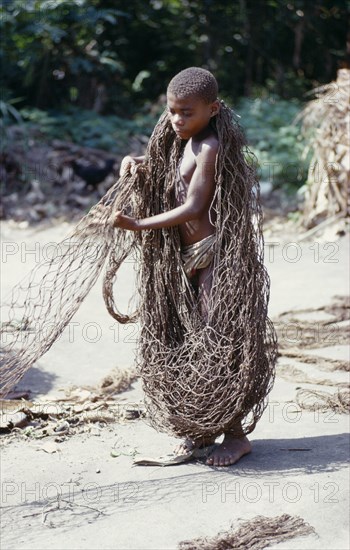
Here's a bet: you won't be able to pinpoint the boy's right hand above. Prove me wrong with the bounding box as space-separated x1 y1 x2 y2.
119 155 138 177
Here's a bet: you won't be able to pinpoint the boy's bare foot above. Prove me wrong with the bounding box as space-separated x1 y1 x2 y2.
175 436 216 456
206 433 251 466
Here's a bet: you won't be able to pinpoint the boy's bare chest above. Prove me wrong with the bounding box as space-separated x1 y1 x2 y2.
174 152 196 205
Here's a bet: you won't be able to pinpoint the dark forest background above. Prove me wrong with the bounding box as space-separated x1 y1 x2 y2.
0 0 349 210
1 0 348 113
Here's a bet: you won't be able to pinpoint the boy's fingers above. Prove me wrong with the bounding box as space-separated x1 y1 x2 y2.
130 163 139 175
120 160 130 176
119 161 142 177
113 211 123 227
120 157 139 176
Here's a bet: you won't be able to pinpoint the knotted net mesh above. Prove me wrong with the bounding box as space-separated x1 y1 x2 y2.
1 102 277 439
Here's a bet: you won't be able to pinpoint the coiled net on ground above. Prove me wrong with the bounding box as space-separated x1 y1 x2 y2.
0 101 277 439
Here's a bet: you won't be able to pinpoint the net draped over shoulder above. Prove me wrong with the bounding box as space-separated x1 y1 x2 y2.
0 103 277 439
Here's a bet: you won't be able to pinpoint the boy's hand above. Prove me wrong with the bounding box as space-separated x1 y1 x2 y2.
119 156 139 177
114 210 140 231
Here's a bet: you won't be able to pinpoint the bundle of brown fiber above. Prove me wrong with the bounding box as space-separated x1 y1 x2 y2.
178 514 316 550
0 102 277 439
297 68 350 228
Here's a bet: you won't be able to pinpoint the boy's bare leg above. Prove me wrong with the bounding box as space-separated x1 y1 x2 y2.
197 262 213 322
206 423 252 466
175 265 252 464
197 266 252 465
175 264 216 455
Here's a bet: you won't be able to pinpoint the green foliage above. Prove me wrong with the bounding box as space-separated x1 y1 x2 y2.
9 95 310 190
18 107 158 153
0 0 347 114
2 0 345 192
236 96 310 189
0 99 23 125
1 0 126 110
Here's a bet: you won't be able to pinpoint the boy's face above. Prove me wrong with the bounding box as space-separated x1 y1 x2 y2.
167 92 219 140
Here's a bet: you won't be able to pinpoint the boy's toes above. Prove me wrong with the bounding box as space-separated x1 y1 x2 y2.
206 435 251 467
174 439 194 455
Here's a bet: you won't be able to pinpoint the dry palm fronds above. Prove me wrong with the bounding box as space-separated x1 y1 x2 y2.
296 388 350 414
276 320 349 350
278 349 349 372
56 367 140 404
0 102 277 439
99 367 139 395
297 68 350 228
277 364 349 388
274 295 349 353
0 368 144 441
178 514 316 550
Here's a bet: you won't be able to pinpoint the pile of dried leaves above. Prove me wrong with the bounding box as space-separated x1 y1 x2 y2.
0 367 144 444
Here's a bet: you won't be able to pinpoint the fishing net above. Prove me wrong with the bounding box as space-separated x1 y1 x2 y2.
1 101 277 439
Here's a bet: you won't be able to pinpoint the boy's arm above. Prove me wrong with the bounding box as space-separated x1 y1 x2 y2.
114 142 217 231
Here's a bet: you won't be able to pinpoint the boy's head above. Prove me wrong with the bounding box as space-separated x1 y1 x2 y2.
166 67 220 140
167 67 218 103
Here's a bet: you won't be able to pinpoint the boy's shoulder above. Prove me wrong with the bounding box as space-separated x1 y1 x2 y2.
191 131 219 161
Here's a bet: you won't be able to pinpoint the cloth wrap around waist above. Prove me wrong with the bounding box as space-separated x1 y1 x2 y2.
181 234 215 278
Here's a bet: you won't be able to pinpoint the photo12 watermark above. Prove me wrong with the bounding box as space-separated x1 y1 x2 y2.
201 480 339 504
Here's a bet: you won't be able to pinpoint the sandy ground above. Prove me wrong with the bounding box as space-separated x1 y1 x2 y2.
0 218 349 550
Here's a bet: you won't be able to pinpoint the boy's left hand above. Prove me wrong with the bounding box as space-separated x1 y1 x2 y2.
114 210 140 231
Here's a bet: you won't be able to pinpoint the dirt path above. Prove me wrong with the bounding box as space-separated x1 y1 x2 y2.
1 220 349 550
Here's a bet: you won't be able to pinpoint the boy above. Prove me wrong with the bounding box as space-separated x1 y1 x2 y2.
113 67 277 466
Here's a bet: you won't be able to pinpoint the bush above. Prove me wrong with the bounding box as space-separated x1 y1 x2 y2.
236 96 310 190
4 96 310 192
17 107 158 153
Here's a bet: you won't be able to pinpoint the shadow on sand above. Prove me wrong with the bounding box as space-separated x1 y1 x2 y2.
1 432 348 539
14 363 59 398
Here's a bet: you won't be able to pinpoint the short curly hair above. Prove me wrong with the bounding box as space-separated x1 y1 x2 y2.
167 67 218 104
